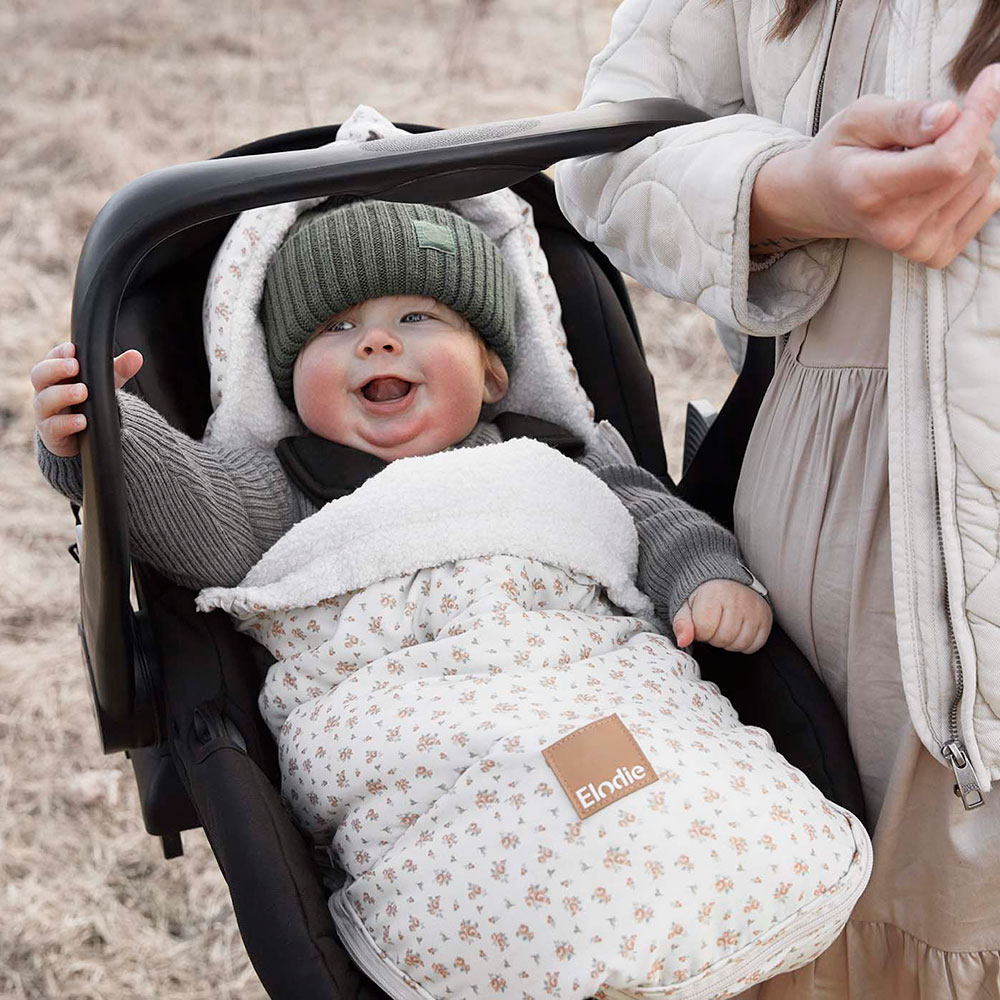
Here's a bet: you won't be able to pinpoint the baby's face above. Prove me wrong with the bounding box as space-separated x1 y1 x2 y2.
292 295 508 461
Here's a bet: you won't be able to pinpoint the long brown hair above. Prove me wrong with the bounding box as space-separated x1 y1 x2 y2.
716 0 1000 93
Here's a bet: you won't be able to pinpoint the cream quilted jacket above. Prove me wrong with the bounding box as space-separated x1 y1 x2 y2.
555 0 1000 805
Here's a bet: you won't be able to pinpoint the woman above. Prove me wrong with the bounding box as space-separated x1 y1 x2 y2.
555 0 1000 996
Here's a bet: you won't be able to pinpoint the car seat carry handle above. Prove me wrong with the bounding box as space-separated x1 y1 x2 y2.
72 97 709 753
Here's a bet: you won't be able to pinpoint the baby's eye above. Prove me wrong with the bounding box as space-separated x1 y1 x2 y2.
322 319 354 333
400 312 432 324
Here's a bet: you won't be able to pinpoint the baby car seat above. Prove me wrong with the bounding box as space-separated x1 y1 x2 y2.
67 101 865 999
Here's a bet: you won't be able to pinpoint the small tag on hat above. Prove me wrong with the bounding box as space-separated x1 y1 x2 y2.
411 218 457 255
543 714 657 820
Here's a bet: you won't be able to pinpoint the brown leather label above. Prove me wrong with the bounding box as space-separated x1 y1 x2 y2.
542 714 658 819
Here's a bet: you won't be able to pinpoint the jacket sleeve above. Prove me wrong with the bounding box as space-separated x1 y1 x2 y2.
35 390 299 591
554 0 846 352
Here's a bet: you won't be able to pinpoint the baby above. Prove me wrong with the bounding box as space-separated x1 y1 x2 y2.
32 198 770 651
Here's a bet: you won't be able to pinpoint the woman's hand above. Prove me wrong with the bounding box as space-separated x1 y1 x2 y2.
672 579 772 654
31 342 143 458
750 63 1000 269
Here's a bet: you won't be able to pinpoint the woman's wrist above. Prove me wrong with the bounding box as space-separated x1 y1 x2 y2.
749 145 834 256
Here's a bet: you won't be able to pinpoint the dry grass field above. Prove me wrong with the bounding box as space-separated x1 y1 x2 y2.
0 1 735 996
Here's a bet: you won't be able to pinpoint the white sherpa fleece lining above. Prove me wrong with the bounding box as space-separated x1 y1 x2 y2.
201 104 629 459
196 438 654 620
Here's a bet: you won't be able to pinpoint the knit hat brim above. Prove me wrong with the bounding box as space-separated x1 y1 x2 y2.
262 199 516 408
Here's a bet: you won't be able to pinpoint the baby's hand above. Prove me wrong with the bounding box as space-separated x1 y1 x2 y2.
31 342 143 458
672 579 772 654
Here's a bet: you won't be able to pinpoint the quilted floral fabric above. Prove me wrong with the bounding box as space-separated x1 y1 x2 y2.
199 440 872 1000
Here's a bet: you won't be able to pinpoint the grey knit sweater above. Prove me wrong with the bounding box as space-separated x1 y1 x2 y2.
36 391 749 622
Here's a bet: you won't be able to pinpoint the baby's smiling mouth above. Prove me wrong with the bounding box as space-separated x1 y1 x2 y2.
360 376 414 403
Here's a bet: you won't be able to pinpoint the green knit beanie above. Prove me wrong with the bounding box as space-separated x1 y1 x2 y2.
262 199 517 408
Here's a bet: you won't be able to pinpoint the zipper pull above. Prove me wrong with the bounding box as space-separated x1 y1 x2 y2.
942 740 985 810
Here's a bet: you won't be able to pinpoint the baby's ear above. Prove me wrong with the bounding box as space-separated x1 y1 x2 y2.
482 349 509 404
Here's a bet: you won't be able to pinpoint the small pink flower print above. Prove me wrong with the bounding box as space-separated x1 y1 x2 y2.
458 919 480 942
689 819 717 840
432 962 449 979
524 884 550 909
773 882 792 900
770 804 793 823
543 971 559 994
715 876 735 894
592 886 611 904
603 847 631 871
491 932 509 951
619 934 637 958
717 930 740 949
403 950 423 968
454 957 471 973
759 834 778 851
633 904 654 923
562 896 582 916
667 922 684 940
554 941 575 961
516 924 535 942
488 973 508 993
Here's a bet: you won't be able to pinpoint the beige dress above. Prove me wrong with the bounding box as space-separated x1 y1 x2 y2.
732 1 1000 995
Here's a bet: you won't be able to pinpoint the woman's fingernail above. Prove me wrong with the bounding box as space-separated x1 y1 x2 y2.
921 101 951 130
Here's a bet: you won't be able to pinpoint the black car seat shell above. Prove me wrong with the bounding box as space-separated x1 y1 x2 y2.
69 105 865 999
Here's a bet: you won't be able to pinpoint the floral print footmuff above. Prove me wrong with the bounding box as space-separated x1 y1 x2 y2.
198 441 872 1000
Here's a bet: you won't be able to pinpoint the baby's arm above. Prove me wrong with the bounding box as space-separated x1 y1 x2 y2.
33 342 298 591
585 457 771 653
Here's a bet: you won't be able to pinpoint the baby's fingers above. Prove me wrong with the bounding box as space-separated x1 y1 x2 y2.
113 349 143 389
672 601 695 649
707 606 744 649
731 604 773 654
30 352 80 392
34 381 88 421
39 411 87 442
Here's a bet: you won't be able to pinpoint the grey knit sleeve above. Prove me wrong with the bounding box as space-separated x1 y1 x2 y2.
35 391 300 591
582 454 751 622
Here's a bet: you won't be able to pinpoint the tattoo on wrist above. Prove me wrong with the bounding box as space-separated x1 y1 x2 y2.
749 236 814 256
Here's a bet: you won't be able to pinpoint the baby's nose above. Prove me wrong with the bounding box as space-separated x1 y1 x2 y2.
357 328 402 357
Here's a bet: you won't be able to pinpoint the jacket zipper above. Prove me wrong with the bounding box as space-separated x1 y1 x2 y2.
811 0 845 137
778 0 846 361
923 287 984 810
